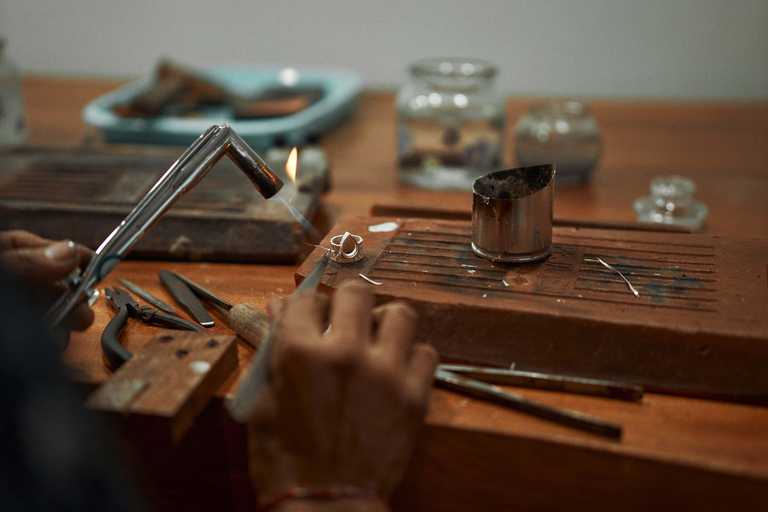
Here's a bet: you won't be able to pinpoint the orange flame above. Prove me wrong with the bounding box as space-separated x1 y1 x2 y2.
286 147 298 184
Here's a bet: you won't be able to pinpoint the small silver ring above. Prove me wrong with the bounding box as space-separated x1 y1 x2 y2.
329 232 363 264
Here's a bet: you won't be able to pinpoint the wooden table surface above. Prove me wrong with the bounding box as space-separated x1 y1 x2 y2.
19 76 768 511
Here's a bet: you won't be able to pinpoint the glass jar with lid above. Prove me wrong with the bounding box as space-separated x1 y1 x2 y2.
514 99 601 185
634 175 708 231
396 58 504 190
0 37 26 149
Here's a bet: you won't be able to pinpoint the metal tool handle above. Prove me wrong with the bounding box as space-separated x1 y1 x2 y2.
101 306 133 371
45 123 283 331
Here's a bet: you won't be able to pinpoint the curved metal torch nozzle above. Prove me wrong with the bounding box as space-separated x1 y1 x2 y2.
45 124 283 332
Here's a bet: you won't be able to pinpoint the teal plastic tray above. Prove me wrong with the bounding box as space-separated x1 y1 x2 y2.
82 65 362 150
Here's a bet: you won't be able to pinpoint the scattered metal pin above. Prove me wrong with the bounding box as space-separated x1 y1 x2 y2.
359 274 383 285
593 257 640 297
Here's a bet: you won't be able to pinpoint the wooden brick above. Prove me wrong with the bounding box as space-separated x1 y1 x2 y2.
297 216 768 404
86 331 237 443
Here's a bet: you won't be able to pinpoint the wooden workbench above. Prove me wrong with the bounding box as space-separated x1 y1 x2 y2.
20 76 768 511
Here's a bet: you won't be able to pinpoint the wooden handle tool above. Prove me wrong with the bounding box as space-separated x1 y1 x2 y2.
171 272 271 348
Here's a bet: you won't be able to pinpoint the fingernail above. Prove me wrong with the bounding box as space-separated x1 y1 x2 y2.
44 240 76 261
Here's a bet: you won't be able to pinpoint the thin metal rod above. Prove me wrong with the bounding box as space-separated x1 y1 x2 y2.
226 254 329 422
438 364 643 402
434 369 623 439
117 278 176 314
594 257 640 297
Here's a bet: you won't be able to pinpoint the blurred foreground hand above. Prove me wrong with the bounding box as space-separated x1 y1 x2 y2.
0 230 94 331
248 281 438 511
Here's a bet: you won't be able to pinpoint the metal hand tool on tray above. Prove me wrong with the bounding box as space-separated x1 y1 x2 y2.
159 270 215 327
45 123 283 335
118 277 205 328
101 286 206 371
118 278 177 315
169 271 271 348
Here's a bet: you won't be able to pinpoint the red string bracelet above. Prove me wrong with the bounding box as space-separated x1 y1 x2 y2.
260 484 385 510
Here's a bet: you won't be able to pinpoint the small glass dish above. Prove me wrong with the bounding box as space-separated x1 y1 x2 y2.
634 175 708 231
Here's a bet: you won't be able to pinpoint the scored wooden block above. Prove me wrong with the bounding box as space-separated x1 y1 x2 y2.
0 150 326 262
297 216 768 404
86 331 237 444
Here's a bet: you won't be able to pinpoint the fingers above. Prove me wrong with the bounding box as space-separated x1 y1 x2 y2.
68 301 96 332
407 343 439 391
373 301 438 401
266 296 286 320
0 230 50 250
277 290 331 341
0 237 91 286
372 301 417 363
246 381 279 426
327 281 376 348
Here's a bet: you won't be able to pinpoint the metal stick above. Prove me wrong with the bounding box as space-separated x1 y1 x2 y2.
226 254 330 422
435 368 623 439
438 364 643 402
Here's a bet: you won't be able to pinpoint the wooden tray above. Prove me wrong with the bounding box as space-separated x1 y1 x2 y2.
297 216 768 404
0 147 327 262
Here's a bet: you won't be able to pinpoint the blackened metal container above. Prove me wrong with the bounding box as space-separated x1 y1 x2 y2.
471 164 556 263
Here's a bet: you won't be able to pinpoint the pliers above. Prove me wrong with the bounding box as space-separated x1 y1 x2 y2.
102 286 207 371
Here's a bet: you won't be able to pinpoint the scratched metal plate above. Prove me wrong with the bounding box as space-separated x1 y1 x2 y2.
300 217 768 404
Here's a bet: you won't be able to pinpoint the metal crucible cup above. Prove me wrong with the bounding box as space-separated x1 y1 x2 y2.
471 164 556 263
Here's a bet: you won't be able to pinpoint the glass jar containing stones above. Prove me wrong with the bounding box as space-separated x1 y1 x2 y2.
514 99 601 185
396 58 504 190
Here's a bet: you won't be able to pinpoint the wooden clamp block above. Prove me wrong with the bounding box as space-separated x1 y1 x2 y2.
86 331 237 444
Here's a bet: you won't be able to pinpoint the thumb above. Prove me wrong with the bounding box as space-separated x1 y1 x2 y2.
1 240 82 286
266 296 286 320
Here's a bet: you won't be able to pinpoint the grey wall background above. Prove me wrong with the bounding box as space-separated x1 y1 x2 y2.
1 0 766 99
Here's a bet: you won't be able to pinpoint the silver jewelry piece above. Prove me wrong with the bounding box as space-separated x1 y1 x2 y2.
329 232 363 264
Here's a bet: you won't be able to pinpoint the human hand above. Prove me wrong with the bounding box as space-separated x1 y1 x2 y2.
0 230 95 331
247 281 438 511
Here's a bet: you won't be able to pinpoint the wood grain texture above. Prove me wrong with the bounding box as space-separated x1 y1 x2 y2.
86 332 237 443
226 302 270 347
297 216 768 404
22 76 768 511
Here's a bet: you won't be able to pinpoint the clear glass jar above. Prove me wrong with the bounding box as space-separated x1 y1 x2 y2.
0 38 26 149
634 175 708 231
396 58 504 190
514 99 601 185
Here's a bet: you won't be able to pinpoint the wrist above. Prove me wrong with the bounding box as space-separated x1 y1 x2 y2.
258 485 390 512
271 499 391 512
